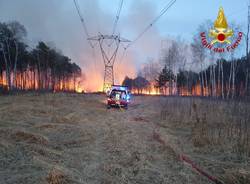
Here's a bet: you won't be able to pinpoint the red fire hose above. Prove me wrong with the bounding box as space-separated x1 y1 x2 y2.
180 154 224 184
152 130 224 184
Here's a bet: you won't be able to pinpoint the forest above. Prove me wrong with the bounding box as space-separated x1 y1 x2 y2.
124 55 249 98
0 21 82 93
122 21 250 99
1 20 250 99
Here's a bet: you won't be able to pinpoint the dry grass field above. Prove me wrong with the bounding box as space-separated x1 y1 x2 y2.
0 93 249 184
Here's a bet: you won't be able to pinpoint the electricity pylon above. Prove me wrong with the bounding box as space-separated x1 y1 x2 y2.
74 0 176 92
88 34 130 92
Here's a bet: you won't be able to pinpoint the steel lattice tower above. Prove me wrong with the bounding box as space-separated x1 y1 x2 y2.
88 34 130 91
74 0 176 92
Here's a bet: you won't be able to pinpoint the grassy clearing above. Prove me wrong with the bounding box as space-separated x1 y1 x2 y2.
0 93 249 183
160 97 250 183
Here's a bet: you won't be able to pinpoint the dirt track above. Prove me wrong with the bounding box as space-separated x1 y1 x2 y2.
0 94 212 184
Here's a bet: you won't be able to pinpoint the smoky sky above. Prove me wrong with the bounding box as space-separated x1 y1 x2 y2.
0 0 173 90
0 0 247 90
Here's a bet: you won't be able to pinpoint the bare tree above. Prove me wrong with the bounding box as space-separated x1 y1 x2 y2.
162 40 186 95
0 21 27 90
227 52 234 98
245 3 250 95
139 58 161 94
207 50 217 97
191 37 206 96
191 21 214 96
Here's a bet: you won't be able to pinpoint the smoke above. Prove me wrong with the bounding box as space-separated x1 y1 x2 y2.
0 0 177 91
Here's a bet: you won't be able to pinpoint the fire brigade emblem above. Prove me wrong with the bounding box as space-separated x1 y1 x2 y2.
209 7 234 45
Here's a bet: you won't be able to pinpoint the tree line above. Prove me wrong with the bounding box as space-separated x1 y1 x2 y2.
122 20 250 98
0 21 82 93
122 76 150 94
123 54 249 98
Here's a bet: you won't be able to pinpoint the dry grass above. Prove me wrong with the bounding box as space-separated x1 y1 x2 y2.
160 97 250 183
47 168 70 184
220 168 250 184
11 130 49 145
1 93 249 183
132 116 149 122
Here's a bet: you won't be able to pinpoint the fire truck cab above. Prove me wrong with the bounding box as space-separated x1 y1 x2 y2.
107 85 130 109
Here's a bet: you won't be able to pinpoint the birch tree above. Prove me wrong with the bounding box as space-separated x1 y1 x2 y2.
191 20 213 96
0 21 27 90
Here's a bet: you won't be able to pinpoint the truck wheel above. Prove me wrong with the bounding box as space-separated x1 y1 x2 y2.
107 105 111 109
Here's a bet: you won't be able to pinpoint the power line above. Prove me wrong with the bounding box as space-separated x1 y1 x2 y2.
107 0 124 47
72 0 178 90
73 0 99 79
117 42 127 66
112 0 124 35
125 0 176 49
73 0 94 48
88 34 130 91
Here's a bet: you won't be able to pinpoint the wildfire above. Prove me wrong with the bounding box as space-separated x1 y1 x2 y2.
0 66 208 96
131 83 161 95
0 79 7 86
76 86 83 93
149 89 161 95
131 88 161 95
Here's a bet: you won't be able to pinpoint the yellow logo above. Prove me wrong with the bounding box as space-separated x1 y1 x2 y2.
209 7 234 45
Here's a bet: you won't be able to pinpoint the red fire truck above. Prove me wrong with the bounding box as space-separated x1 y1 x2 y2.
107 85 130 109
